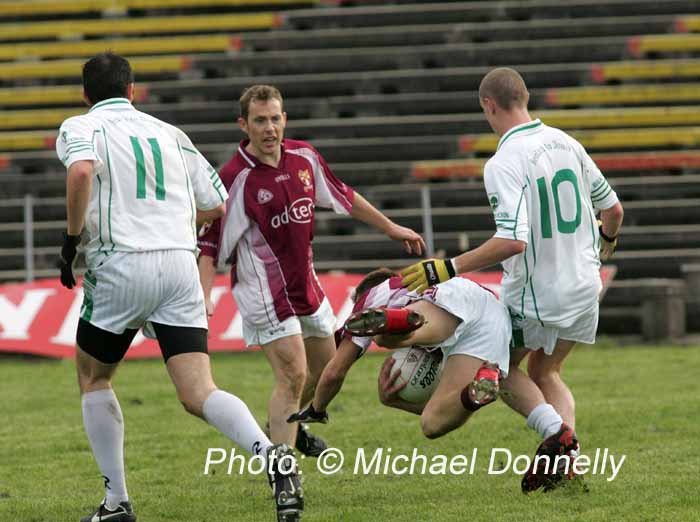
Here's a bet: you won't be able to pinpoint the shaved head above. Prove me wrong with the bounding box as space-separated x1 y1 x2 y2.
478 67 529 111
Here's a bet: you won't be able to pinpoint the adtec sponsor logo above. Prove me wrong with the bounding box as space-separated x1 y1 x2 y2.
271 197 314 228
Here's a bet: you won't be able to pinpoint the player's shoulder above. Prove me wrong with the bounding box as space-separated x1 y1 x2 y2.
284 138 315 152
58 112 97 132
219 154 252 187
284 138 324 161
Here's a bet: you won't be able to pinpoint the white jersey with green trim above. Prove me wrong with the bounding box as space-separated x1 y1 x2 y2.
483 119 619 326
56 98 227 269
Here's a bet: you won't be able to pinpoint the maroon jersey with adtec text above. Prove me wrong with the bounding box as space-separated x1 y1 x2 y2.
198 139 355 327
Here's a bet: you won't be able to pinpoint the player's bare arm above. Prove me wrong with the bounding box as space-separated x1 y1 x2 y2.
196 204 225 227
66 160 94 235
349 192 425 255
451 237 526 275
197 254 217 317
401 239 524 292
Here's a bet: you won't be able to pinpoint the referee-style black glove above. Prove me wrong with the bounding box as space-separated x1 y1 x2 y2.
59 232 81 289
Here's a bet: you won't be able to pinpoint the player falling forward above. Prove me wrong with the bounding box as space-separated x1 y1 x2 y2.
400 67 624 492
56 53 302 522
288 268 511 439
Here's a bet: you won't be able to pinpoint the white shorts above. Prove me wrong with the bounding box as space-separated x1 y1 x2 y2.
81 250 207 338
510 303 599 355
417 278 512 378
241 297 336 347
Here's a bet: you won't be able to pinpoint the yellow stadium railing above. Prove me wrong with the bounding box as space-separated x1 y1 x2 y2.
0 109 85 130
0 12 279 41
460 127 700 154
412 151 700 179
0 34 240 60
0 56 186 80
0 0 314 17
545 84 700 106
675 15 700 33
628 34 700 57
534 107 700 129
591 59 700 83
0 130 55 152
0 85 148 106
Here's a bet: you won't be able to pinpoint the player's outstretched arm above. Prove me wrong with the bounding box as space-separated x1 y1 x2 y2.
288 338 360 424
349 193 425 255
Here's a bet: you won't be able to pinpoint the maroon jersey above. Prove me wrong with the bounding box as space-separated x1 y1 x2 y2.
198 139 355 327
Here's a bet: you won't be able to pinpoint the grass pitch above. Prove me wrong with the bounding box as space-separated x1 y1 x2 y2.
1 341 698 522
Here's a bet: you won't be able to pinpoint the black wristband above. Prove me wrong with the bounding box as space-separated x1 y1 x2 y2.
445 258 456 278
598 225 616 243
63 232 81 247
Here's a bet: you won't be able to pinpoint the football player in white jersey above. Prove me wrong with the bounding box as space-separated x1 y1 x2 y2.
57 53 302 522
401 67 624 492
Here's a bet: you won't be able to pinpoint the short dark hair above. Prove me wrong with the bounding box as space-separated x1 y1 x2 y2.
478 67 529 111
82 52 134 105
353 268 396 303
239 84 283 121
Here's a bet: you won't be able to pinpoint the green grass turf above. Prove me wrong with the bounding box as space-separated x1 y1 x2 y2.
1 341 698 521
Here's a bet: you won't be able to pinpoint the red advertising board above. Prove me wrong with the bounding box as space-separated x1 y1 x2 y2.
0 268 615 359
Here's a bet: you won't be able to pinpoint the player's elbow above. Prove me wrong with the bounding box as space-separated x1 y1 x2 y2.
209 204 226 220
604 202 624 222
508 240 527 256
67 161 94 184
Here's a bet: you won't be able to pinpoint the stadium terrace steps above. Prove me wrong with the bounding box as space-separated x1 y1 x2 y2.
8 106 700 148
242 15 679 52
0 56 189 81
459 127 700 154
0 0 317 18
0 34 242 61
544 83 700 107
0 12 279 42
411 152 700 180
628 33 700 57
591 58 700 82
313 198 700 236
281 0 700 30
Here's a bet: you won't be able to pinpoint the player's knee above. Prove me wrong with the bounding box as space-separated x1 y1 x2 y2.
529 367 560 387
277 365 307 399
420 413 446 440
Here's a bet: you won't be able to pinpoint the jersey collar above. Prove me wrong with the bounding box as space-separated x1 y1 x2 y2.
497 119 543 151
237 138 286 169
88 98 134 113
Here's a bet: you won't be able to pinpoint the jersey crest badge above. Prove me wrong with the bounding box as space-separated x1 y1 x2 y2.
257 188 274 204
297 169 313 192
488 192 500 210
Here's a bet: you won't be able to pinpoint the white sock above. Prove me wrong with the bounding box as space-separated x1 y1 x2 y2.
82 389 129 510
527 403 563 439
203 390 272 457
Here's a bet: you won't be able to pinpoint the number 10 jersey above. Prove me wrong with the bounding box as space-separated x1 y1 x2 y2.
483 119 619 326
